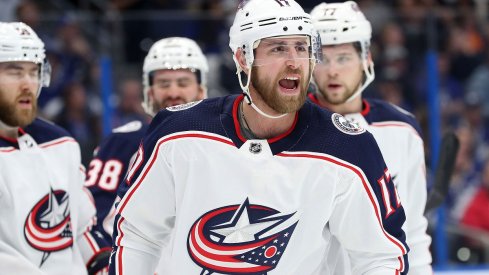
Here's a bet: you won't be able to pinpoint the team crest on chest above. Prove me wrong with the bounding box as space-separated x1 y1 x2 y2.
24 189 72 266
187 198 298 274
332 113 365 135
166 100 202 112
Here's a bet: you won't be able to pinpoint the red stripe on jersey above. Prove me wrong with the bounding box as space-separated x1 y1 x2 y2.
232 95 299 143
232 95 246 142
307 93 320 105
361 99 371 116
115 217 125 275
84 231 98 253
371 121 421 139
277 152 406 272
39 137 77 148
0 147 15 153
117 132 234 214
117 246 124 275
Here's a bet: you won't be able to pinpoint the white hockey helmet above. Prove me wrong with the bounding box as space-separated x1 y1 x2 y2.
310 1 374 101
229 0 321 118
0 22 50 96
142 37 208 116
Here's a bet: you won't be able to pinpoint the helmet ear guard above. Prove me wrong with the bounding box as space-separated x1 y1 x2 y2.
141 37 209 116
41 59 51 88
0 22 49 96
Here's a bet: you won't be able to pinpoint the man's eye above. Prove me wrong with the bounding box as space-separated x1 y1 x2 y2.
296 45 307 52
178 81 190 87
7 70 22 76
338 56 349 63
156 83 170 88
271 46 287 53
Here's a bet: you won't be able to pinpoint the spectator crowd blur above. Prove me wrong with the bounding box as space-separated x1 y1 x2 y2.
3 0 489 267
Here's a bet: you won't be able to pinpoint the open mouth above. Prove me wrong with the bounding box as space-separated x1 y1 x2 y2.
18 97 32 108
278 76 299 92
328 83 341 89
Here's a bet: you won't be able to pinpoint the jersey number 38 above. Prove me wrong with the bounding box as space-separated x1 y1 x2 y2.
85 159 124 191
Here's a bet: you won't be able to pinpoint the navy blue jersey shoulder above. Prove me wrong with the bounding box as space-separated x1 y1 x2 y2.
97 123 149 159
147 98 230 141
364 98 422 136
295 101 409 266
294 102 387 176
25 118 72 143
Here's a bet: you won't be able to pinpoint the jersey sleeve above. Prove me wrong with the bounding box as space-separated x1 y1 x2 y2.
72 145 112 272
329 133 409 274
401 128 432 274
109 124 176 275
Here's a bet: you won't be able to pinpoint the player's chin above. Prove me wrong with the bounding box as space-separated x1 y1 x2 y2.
13 112 35 127
274 96 306 113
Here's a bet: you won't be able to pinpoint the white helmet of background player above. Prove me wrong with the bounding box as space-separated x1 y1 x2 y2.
0 22 51 96
310 1 374 102
142 37 209 116
229 0 322 118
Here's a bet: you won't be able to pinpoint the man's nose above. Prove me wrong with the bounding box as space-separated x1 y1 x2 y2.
167 84 182 98
285 50 302 69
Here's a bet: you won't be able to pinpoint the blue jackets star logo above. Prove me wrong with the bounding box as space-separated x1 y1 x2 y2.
187 198 298 274
24 188 72 266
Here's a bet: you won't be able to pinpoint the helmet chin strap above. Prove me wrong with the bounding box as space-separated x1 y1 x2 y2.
235 63 287 119
345 59 375 103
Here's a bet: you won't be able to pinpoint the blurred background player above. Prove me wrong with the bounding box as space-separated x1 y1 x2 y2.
0 22 110 275
84 36 209 244
310 2 432 274
108 0 409 273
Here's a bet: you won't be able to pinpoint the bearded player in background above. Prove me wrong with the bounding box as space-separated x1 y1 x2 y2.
0 22 110 275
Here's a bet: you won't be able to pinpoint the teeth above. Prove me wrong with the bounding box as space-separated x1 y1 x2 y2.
284 77 298 80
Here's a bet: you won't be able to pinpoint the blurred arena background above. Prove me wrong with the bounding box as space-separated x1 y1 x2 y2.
3 0 489 273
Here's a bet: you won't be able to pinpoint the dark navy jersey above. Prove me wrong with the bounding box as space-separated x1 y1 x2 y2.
111 95 409 274
85 120 149 242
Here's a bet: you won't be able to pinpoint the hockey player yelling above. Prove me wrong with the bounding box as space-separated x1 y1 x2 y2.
248 36 311 114
108 0 409 274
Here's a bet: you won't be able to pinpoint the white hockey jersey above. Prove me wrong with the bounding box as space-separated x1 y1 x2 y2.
310 94 432 274
110 95 409 275
0 119 107 275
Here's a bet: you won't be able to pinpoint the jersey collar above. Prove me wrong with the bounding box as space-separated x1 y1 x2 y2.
308 93 371 117
223 94 308 155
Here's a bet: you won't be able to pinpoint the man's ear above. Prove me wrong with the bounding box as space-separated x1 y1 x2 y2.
236 48 249 73
197 86 206 100
367 51 373 66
